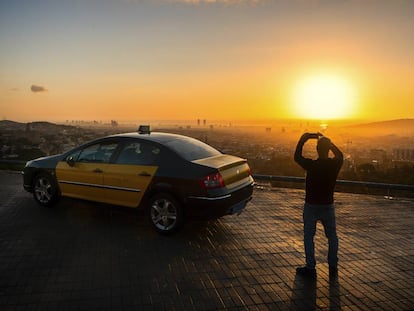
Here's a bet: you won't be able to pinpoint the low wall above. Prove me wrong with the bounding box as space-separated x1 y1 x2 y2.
253 174 414 198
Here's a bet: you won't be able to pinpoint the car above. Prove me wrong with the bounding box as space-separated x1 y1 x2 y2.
22 126 254 234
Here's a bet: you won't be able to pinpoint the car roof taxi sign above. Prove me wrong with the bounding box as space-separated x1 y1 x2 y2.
138 125 151 134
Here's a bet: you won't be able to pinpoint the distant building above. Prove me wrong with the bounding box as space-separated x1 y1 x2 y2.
392 160 413 168
369 149 387 162
393 149 414 161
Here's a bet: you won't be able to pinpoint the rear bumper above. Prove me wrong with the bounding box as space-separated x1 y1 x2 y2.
185 181 254 219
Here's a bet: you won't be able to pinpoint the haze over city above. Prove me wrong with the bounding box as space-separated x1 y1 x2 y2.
1 0 413 123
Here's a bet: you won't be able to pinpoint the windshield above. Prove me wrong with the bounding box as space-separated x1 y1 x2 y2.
164 136 221 161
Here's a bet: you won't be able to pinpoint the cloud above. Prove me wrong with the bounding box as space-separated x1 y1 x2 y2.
31 85 48 93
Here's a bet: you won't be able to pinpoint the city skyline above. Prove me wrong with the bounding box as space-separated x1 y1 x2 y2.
1 0 414 122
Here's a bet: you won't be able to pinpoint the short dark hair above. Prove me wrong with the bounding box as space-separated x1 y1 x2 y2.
317 136 330 156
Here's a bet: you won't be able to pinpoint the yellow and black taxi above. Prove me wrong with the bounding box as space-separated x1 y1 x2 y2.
23 126 254 234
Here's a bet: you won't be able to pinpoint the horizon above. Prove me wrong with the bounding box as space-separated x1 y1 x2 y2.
2 116 414 130
1 1 414 122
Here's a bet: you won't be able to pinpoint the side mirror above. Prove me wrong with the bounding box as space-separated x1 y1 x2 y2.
66 156 76 167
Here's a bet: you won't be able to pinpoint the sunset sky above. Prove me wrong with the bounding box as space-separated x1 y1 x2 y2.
1 0 413 123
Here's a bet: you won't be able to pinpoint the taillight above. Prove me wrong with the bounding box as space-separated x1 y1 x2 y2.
247 165 251 176
200 172 225 189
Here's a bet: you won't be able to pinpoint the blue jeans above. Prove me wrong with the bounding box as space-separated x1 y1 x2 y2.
303 203 338 269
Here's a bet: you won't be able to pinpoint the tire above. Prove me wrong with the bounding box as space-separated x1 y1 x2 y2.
33 173 59 207
148 193 183 235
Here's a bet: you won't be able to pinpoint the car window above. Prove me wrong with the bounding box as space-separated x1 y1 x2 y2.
77 142 118 163
115 141 160 165
164 136 221 161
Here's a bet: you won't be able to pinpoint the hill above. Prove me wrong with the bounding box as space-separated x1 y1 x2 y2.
344 119 414 136
0 120 26 131
0 120 74 132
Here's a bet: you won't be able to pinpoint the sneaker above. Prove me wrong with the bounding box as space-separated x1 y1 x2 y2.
296 266 317 278
329 266 338 277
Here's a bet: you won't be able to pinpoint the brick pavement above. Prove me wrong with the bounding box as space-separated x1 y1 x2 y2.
0 170 413 310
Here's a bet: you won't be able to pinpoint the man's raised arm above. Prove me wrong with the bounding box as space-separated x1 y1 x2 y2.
294 133 319 165
330 141 343 162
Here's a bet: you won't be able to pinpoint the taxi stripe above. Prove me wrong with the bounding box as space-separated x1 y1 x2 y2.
59 180 141 193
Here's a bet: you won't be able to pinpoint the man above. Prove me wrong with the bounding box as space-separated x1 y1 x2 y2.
294 132 343 278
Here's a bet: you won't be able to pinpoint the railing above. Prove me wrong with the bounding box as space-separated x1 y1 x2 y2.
253 174 414 197
0 160 27 164
253 174 414 191
1 160 413 195
0 159 26 169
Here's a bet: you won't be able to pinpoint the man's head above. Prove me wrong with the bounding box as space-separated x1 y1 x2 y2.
317 136 331 158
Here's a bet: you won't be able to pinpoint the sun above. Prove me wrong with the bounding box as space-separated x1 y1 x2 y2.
291 73 356 120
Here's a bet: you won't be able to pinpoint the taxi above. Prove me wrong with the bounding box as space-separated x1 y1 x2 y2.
23 126 254 234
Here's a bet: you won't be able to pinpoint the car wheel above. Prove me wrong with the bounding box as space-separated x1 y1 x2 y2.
33 173 59 207
149 193 183 235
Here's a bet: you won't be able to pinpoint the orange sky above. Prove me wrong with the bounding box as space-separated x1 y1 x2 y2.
1 0 413 123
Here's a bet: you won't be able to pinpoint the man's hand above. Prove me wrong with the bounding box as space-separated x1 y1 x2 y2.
300 132 322 141
295 132 319 165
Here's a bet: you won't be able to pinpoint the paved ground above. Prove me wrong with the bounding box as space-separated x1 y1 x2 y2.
0 170 413 310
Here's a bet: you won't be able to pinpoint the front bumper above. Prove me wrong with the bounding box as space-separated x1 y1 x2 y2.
22 169 33 192
185 181 254 219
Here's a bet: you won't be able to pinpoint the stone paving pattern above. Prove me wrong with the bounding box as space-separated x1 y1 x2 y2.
0 171 413 310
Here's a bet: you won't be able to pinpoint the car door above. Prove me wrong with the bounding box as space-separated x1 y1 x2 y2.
103 141 159 207
56 141 119 203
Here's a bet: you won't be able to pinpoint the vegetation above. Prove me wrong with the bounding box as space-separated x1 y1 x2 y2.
1 119 413 189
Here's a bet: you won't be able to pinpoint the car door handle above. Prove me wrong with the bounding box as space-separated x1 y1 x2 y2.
138 171 151 177
93 168 103 173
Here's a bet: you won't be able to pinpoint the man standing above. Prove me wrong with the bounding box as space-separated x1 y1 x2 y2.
294 133 343 278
